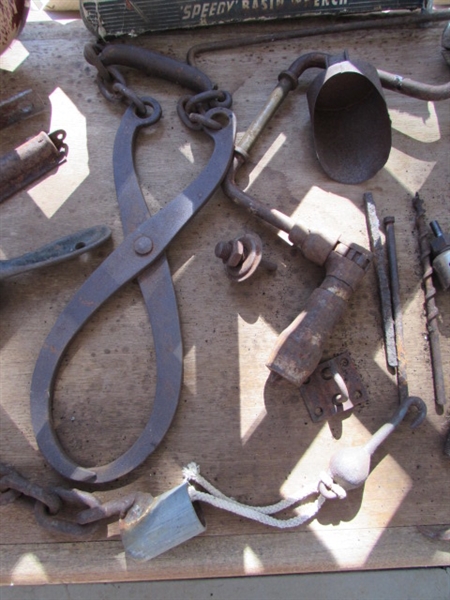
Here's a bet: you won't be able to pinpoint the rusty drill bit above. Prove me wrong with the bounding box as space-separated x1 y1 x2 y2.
412 193 447 407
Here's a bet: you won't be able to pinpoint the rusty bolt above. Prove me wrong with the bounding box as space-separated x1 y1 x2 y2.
215 232 277 282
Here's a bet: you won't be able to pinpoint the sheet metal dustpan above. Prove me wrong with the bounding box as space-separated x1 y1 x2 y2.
307 51 391 184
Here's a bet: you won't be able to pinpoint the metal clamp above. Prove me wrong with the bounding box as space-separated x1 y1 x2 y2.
30 53 236 484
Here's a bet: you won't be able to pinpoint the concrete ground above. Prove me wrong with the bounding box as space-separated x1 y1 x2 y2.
1 568 449 600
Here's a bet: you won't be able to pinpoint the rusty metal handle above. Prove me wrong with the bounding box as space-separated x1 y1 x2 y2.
0 130 67 203
97 44 215 94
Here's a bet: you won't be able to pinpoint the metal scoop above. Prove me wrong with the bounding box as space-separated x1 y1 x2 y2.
307 51 391 184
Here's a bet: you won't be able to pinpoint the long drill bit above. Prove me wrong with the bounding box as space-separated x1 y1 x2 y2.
412 193 447 407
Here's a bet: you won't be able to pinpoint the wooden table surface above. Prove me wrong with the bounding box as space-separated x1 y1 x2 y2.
0 6 449 585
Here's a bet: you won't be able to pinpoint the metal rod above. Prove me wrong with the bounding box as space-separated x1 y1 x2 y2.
235 77 293 159
384 216 409 404
235 53 329 159
223 157 294 234
364 193 397 369
187 10 450 67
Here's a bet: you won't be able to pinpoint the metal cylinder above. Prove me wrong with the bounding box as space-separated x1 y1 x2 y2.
433 249 450 291
0 130 67 203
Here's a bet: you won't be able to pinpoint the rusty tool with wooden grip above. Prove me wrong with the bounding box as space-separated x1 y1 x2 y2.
0 130 68 203
266 227 372 387
223 53 373 388
224 156 372 386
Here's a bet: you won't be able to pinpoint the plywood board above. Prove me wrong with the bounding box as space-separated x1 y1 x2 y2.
0 8 449 585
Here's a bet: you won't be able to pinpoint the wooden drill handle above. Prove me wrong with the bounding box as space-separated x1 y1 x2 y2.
266 280 351 387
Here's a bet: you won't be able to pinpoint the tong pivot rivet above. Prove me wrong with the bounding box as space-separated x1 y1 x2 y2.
134 236 153 255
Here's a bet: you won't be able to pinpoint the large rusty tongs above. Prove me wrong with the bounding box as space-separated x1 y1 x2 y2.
30 90 236 484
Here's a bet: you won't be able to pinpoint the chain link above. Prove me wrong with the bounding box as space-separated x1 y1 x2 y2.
85 43 233 132
0 462 140 538
177 89 232 131
0 463 61 513
96 65 128 104
85 43 149 114
111 82 147 116
188 113 223 130
84 42 111 82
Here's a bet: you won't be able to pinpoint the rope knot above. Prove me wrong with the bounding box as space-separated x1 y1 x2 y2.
182 462 201 481
318 471 347 500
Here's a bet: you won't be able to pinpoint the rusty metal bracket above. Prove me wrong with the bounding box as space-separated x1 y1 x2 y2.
300 351 368 423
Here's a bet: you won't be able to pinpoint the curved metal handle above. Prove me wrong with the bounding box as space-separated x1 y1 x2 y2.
30 108 236 484
364 395 427 456
378 70 450 101
97 44 215 94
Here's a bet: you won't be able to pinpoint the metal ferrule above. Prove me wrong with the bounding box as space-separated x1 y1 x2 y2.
433 249 450 291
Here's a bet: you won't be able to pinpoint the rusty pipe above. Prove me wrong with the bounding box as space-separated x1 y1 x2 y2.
378 70 450 101
223 157 294 233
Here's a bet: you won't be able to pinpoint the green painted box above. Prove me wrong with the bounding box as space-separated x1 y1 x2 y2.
81 0 428 39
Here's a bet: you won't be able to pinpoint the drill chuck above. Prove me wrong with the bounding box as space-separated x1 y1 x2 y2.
430 220 450 291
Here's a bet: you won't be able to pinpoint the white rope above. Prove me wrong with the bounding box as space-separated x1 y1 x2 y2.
188 487 326 528
182 462 346 529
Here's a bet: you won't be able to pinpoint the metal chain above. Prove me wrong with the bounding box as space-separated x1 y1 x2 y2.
85 43 232 131
84 42 111 82
84 43 149 115
0 463 61 513
112 82 148 116
0 462 138 538
177 89 232 131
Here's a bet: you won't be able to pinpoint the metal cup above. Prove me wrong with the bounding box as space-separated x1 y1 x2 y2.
307 51 391 184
